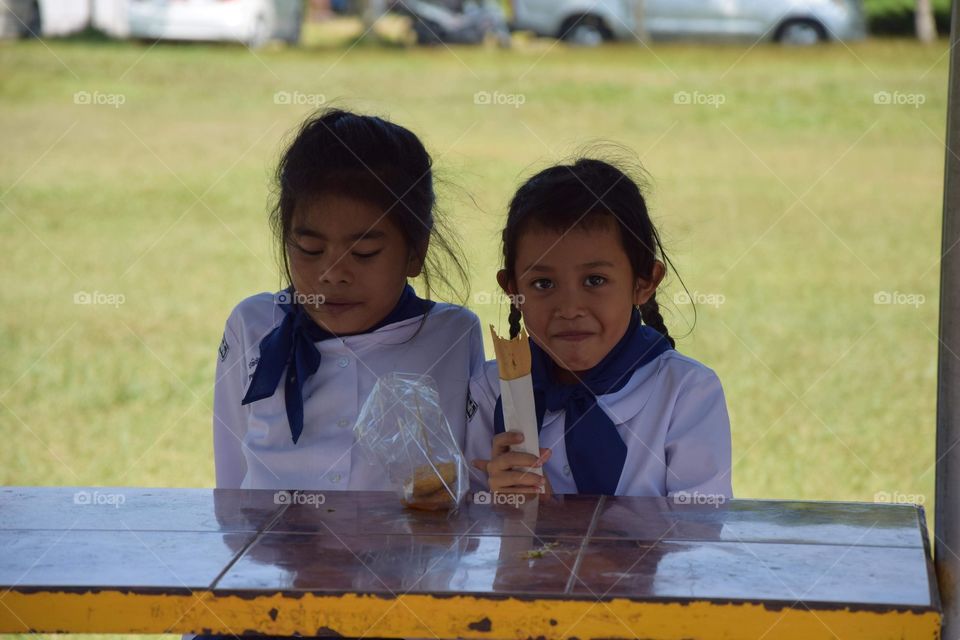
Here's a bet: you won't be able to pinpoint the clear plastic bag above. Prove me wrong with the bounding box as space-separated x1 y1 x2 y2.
354 373 467 511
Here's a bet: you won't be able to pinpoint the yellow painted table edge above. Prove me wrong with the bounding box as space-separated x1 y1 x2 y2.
0 590 942 639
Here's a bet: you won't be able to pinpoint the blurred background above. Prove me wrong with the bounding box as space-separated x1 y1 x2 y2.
0 3 948 629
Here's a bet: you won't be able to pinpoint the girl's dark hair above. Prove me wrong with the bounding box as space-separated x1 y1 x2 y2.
503 156 692 348
270 108 468 303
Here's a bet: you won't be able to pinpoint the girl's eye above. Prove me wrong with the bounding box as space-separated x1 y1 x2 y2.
585 275 607 287
531 278 554 290
352 250 382 260
297 245 324 257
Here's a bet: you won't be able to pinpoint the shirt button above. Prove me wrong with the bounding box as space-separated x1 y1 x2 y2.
337 357 349 368
331 473 342 483
337 418 350 428
563 465 571 476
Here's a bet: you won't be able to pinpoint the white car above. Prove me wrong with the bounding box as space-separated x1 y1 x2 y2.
128 0 303 47
511 0 867 46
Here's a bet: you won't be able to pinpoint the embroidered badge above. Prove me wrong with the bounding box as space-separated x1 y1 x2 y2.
218 334 230 362
466 388 478 422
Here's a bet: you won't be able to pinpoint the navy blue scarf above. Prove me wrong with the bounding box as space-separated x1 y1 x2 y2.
494 309 673 495
241 284 435 444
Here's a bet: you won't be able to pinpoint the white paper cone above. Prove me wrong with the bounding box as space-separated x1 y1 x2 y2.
498 373 542 476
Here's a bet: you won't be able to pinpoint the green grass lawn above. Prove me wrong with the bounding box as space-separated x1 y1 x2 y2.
0 24 950 637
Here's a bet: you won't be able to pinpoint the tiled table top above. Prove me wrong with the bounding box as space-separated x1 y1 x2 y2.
0 487 941 638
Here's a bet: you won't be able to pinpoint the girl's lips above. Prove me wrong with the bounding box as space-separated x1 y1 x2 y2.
319 301 361 316
552 332 593 342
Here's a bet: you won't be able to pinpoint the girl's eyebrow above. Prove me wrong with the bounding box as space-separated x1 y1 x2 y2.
293 227 387 241
521 263 553 273
521 260 615 273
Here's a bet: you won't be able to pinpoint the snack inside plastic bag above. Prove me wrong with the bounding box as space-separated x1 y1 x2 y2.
354 373 467 511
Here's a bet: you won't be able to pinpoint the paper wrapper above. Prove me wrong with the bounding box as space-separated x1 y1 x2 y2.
490 325 542 476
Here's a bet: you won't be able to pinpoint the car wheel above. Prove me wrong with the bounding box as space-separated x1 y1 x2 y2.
561 15 608 47
777 19 825 46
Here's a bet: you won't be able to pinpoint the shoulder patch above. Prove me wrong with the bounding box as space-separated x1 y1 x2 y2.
466 387 479 422
218 334 230 362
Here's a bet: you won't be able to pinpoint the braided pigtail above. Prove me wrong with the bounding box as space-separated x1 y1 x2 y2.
507 304 523 339
639 292 675 349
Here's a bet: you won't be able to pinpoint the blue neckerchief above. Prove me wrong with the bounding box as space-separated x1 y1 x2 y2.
494 309 673 494
241 284 435 444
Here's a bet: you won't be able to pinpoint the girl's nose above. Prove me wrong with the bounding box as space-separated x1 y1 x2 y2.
318 255 352 285
554 295 588 320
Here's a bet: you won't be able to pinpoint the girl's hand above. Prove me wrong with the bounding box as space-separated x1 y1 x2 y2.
472 431 552 495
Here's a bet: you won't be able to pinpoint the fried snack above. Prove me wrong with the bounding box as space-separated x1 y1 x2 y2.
490 325 532 381
402 461 458 511
405 461 457 497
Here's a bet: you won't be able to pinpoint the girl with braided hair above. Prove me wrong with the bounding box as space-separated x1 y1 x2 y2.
468 156 732 499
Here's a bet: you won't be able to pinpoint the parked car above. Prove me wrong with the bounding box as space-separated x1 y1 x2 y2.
128 0 304 47
510 0 867 46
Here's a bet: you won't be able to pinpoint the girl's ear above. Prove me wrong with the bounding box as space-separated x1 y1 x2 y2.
633 260 666 306
496 269 516 295
406 241 429 278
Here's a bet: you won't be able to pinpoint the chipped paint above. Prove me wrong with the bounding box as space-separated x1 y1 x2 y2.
0 590 941 638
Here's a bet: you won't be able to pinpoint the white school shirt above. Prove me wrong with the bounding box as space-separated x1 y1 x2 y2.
213 291 485 491
467 350 733 498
